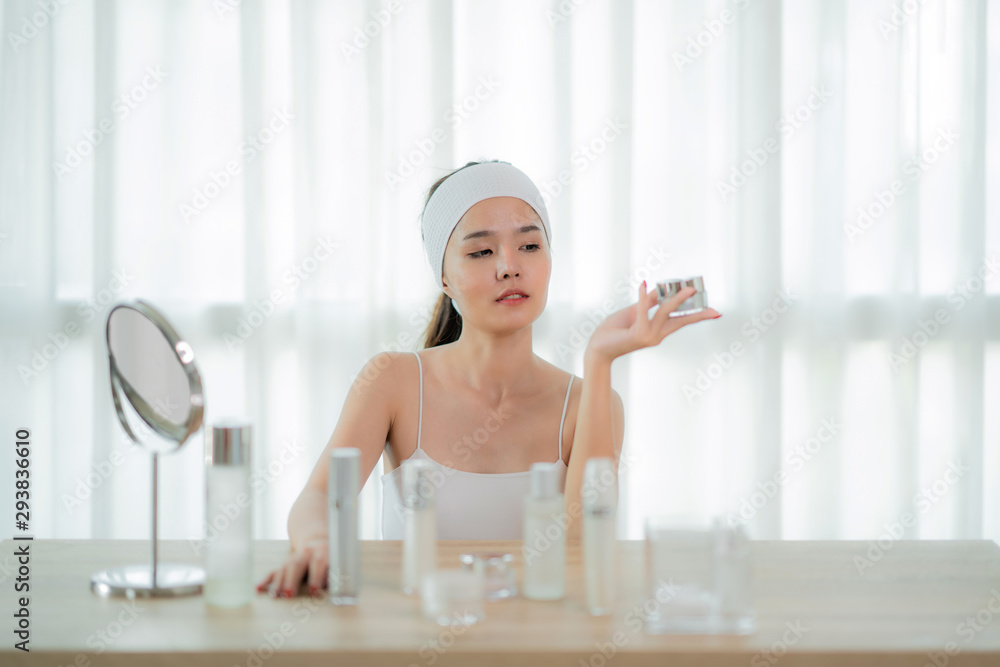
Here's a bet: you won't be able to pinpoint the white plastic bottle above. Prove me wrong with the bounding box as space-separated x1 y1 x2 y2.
522 462 566 600
401 459 437 595
583 457 617 615
204 421 252 608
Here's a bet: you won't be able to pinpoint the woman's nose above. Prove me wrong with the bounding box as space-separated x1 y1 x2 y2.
496 246 520 277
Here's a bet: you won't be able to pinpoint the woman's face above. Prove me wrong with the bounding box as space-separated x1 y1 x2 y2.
441 196 551 330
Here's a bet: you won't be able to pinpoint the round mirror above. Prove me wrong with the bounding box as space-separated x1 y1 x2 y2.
106 301 204 454
92 300 206 598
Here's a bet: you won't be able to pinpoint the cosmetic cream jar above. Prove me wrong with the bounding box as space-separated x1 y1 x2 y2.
656 276 708 317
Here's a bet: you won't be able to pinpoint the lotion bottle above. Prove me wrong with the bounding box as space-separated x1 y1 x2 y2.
401 459 437 595
204 420 252 608
583 457 617 615
522 462 566 600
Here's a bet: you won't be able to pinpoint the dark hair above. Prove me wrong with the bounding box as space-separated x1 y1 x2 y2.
420 159 503 349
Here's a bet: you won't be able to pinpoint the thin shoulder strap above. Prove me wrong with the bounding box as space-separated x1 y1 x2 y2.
412 351 423 451
557 375 573 462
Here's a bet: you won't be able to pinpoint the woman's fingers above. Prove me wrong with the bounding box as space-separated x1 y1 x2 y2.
284 553 312 597
660 307 721 336
307 551 329 596
635 282 653 333
256 570 275 593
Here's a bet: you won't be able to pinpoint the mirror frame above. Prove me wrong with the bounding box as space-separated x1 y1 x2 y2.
105 299 205 449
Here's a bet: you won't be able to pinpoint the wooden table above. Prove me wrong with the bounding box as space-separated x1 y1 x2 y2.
3 538 1000 666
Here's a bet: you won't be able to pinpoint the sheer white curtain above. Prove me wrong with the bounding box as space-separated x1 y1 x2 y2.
0 0 996 544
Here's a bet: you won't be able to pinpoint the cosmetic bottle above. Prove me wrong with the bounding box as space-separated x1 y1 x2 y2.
204 420 252 608
583 457 617 615
522 462 566 600
328 448 361 604
401 459 437 595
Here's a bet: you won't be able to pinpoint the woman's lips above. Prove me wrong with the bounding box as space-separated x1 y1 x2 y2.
496 295 529 305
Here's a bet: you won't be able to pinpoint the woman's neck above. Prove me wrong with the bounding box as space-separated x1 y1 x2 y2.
444 328 542 404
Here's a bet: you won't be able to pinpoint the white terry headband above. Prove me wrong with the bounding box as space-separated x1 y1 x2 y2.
421 161 551 290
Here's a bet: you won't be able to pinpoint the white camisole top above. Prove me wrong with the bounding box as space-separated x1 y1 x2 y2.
381 350 573 540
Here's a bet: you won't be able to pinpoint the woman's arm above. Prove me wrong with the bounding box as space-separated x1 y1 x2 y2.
258 351 399 596
564 283 721 540
287 484 329 552
563 351 625 541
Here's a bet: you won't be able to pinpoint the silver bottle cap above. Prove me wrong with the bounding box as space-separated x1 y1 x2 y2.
656 276 708 316
530 462 562 498
402 459 437 510
207 419 251 466
583 457 617 510
329 448 360 508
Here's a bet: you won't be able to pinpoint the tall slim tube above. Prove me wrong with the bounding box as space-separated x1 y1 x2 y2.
583 457 617 615
328 448 361 604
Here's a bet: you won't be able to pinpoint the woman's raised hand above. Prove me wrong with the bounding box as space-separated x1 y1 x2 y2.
585 282 721 364
256 537 329 598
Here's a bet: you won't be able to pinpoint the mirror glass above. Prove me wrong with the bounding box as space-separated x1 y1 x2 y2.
106 302 204 454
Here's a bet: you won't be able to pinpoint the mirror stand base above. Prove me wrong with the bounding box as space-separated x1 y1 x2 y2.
91 563 204 598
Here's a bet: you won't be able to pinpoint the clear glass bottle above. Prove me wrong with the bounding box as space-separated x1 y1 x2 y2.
328 448 361 604
204 420 252 608
522 462 565 600
583 457 617 615
401 459 437 595
713 518 756 634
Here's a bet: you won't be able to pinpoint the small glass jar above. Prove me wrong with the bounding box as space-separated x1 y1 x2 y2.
421 569 485 626
656 276 708 316
459 552 517 601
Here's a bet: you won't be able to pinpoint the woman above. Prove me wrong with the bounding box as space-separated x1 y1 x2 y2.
257 160 721 598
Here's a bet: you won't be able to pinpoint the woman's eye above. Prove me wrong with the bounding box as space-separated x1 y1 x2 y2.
469 244 539 258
